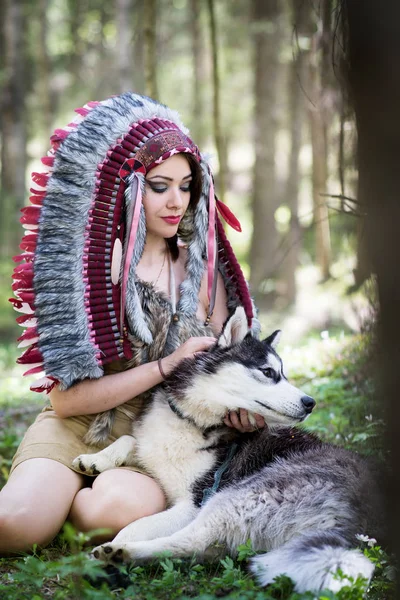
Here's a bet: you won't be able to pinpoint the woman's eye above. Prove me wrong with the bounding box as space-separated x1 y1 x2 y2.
148 184 167 194
180 185 191 193
262 368 275 379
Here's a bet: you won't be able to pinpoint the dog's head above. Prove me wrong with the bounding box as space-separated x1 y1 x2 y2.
165 307 315 428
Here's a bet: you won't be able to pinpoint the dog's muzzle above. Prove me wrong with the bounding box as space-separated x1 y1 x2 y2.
301 395 316 414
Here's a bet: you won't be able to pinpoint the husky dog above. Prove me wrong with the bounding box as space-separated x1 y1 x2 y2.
74 307 384 594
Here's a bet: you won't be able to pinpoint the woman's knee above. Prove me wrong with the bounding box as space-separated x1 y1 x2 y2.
93 469 166 515
69 469 166 535
0 504 55 552
0 459 84 553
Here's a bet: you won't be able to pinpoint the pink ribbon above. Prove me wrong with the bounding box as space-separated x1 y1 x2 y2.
120 174 142 329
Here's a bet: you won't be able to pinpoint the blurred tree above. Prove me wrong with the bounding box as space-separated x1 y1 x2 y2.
68 0 85 87
144 0 158 99
132 0 145 94
190 0 207 148
1 0 28 257
37 0 54 141
207 0 227 202
345 1 400 588
249 0 283 300
92 2 118 99
308 0 333 280
280 0 310 305
116 0 133 92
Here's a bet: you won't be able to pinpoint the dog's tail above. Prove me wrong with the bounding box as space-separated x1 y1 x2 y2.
83 409 116 446
249 531 374 593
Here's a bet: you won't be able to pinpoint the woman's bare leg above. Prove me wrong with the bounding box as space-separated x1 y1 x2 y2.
69 469 166 542
0 458 84 554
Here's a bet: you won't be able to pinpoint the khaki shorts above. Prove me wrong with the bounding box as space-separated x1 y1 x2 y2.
10 398 146 477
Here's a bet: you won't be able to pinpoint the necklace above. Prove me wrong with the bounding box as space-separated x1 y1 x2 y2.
153 248 167 288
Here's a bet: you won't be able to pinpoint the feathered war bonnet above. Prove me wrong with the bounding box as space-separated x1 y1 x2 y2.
11 93 259 393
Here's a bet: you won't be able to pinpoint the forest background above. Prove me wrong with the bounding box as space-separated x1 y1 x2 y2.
1 0 370 335
1 1 399 599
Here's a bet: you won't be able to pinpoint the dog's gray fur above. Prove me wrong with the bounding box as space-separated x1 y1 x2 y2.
74 307 384 594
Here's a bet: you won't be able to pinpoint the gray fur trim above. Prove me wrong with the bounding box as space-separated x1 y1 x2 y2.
177 161 210 315
124 173 153 344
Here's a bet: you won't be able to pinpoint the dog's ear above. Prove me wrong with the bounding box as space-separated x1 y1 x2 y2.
218 307 249 347
263 330 281 350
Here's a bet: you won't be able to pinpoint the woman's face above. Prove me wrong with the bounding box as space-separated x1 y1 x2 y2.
143 154 192 239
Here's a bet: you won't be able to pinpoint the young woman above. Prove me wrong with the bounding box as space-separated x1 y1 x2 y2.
0 93 263 554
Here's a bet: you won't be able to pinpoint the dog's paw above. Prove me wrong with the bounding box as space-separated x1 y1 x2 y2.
91 543 131 564
72 453 114 475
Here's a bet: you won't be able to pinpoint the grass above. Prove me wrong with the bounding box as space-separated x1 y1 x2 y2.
0 333 396 599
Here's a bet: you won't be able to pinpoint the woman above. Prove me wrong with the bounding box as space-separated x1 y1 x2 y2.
0 93 263 554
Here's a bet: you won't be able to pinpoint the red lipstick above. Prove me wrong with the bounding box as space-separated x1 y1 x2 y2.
162 216 181 225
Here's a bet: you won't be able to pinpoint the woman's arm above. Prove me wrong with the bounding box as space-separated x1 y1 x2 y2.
50 336 216 419
50 360 163 418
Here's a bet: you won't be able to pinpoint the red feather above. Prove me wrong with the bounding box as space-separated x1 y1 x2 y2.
29 195 44 206
41 156 54 167
24 365 44 376
31 172 49 187
75 107 90 117
17 345 43 365
17 327 38 342
215 199 242 232
20 236 37 252
20 206 41 225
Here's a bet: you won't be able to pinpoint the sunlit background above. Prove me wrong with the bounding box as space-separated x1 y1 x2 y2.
1 0 372 345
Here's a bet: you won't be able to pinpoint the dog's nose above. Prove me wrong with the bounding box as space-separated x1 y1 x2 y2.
301 395 315 413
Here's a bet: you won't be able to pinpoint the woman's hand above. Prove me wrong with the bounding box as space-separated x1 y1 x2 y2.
224 408 265 433
161 336 216 376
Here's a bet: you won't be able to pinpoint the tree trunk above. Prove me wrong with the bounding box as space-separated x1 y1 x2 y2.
68 0 84 86
190 0 206 147
0 0 27 257
345 2 400 590
207 0 227 202
143 0 158 100
308 0 332 280
249 0 282 297
116 0 133 93
281 0 309 305
37 0 53 142
132 0 145 93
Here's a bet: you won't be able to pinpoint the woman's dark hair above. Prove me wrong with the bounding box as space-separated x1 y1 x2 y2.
166 152 203 261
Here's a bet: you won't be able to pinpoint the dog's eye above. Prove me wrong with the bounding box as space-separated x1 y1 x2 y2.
262 368 275 379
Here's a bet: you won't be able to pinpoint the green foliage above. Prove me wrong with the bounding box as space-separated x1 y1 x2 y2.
283 332 384 457
237 539 257 562
1 539 394 600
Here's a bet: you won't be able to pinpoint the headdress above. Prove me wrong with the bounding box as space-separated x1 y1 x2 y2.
11 93 259 393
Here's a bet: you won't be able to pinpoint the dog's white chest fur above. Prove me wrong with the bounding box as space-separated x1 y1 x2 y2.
134 398 217 503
